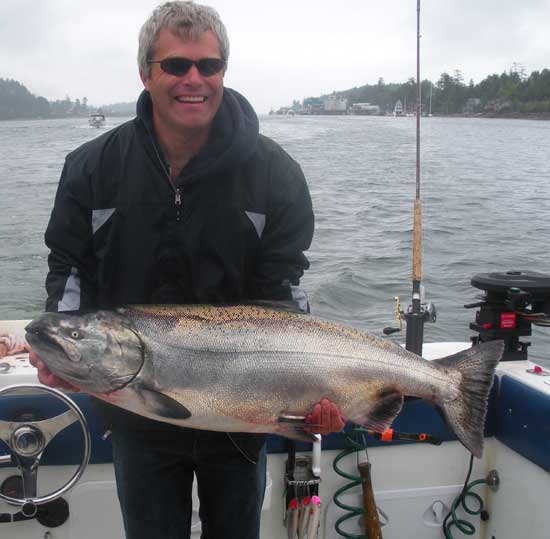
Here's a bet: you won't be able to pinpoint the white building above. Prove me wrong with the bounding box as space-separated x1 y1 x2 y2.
323 96 348 113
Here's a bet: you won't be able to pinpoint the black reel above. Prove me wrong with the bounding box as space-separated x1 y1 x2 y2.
466 270 550 361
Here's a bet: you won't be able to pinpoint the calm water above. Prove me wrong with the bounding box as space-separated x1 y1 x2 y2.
1 114 550 364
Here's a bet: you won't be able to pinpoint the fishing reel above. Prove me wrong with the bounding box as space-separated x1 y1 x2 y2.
383 290 437 356
0 385 90 523
466 270 550 361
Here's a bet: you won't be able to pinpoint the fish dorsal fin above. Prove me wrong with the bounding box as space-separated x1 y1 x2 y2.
132 384 191 420
240 300 306 314
347 390 404 432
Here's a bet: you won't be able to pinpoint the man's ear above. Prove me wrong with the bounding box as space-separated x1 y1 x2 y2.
139 69 149 90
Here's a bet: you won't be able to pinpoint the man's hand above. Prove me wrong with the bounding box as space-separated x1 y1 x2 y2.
0 334 30 358
28 350 79 391
305 398 345 436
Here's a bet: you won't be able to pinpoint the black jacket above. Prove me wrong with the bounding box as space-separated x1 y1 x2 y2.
45 88 314 312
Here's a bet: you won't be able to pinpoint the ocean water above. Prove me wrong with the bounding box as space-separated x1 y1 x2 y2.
1 114 549 365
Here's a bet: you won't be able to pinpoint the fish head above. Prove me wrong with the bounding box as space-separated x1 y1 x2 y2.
26 310 143 393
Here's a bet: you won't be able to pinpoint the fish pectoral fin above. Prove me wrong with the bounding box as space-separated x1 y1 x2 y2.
277 414 308 426
133 386 192 420
348 390 404 432
276 415 326 442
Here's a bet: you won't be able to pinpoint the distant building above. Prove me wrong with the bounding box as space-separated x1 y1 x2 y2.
484 98 512 113
463 98 481 115
350 102 381 115
323 96 348 114
302 97 324 115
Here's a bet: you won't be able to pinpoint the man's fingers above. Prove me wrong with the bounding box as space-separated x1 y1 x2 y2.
304 399 345 435
28 350 41 368
42 374 78 391
37 370 55 386
306 403 320 425
321 398 331 435
29 351 78 391
331 402 345 431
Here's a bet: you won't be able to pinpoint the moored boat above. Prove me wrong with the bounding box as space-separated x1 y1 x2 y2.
393 100 405 117
88 113 105 128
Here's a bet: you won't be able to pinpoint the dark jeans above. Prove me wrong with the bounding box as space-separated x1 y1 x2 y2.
110 413 267 539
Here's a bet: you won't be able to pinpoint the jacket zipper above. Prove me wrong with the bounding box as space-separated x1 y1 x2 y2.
145 125 184 222
174 187 182 221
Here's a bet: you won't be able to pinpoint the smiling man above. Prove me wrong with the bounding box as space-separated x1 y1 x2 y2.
29 2 343 538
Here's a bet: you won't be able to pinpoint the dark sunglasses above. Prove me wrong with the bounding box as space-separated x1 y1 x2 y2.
147 57 226 77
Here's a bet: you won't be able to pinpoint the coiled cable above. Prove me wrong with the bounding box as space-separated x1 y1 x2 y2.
332 428 381 538
443 454 489 538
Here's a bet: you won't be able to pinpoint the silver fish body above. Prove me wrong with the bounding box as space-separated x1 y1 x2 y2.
25 304 503 457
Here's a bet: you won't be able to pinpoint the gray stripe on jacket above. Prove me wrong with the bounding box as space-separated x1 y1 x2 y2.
245 211 266 239
57 267 81 312
92 208 115 234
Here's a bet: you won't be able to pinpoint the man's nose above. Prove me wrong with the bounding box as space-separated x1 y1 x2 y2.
182 64 203 84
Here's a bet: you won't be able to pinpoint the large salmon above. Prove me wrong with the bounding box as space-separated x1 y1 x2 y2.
25 304 502 457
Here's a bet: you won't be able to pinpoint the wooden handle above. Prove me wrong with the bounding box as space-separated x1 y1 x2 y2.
358 462 383 539
412 199 422 282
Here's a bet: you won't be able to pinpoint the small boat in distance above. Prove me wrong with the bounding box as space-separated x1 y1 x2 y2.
88 112 106 128
393 99 405 116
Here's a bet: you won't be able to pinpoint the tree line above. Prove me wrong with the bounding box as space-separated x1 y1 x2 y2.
4 66 550 120
0 78 91 120
320 66 550 115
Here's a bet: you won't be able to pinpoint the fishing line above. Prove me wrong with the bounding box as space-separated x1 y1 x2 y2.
226 433 257 465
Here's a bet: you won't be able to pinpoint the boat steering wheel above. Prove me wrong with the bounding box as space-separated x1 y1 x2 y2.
0 384 91 517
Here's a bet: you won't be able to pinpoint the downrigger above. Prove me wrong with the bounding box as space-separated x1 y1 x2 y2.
467 270 550 361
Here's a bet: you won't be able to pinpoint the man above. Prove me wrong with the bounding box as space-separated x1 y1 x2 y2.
30 2 344 538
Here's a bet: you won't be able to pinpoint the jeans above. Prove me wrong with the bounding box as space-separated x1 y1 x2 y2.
110 412 267 539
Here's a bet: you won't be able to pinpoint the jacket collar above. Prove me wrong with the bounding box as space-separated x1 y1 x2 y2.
135 88 259 184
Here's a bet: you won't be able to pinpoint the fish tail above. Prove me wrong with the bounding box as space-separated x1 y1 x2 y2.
433 340 503 458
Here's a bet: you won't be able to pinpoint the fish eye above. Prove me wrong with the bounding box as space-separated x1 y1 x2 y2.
71 330 80 339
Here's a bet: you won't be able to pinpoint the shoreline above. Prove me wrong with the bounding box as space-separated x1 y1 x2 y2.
432 111 550 121
2 111 550 122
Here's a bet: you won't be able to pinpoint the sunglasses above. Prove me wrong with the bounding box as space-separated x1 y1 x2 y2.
147 57 226 77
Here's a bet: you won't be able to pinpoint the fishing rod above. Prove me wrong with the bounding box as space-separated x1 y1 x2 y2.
403 0 435 355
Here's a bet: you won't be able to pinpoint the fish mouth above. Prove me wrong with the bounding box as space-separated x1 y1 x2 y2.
25 314 145 393
25 317 81 364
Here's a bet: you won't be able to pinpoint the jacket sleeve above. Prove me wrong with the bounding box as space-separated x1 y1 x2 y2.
250 154 314 308
44 159 98 313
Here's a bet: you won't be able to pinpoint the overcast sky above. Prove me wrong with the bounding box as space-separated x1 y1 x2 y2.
1 0 549 113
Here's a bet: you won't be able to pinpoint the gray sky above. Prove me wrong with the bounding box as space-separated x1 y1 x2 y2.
1 0 549 113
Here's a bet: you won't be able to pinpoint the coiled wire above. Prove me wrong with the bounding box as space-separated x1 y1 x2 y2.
333 431 489 538
443 454 488 538
332 428 378 538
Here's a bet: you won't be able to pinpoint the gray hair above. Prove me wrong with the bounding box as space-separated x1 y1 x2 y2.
138 1 229 78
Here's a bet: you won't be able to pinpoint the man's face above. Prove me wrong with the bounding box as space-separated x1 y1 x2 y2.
141 28 224 137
